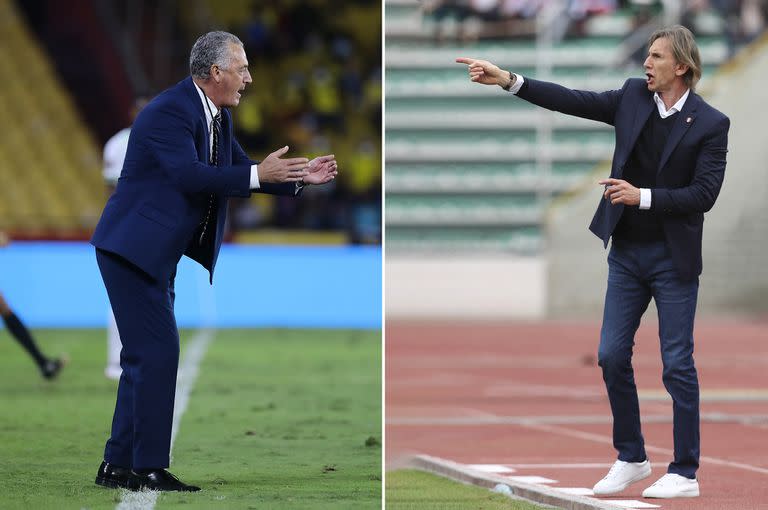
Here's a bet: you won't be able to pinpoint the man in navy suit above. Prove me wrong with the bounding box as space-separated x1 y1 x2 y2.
457 25 728 499
92 31 338 492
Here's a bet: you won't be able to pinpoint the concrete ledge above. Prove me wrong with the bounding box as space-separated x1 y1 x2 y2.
386 255 546 319
407 454 625 510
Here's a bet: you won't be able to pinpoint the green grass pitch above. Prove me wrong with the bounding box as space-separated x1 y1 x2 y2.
0 327 381 509
386 470 547 510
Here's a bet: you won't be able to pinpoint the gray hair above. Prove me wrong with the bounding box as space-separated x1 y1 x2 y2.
189 31 243 79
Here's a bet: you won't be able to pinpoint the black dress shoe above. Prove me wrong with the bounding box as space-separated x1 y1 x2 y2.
41 358 65 380
133 469 201 492
95 461 140 490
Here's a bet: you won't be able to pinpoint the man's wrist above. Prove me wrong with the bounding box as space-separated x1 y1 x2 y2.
501 71 515 91
249 164 260 189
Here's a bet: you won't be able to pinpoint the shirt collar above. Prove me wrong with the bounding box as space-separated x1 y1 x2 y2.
193 81 219 123
653 89 690 117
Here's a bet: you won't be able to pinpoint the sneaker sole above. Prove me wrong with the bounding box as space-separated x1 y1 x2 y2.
643 488 700 498
593 468 652 495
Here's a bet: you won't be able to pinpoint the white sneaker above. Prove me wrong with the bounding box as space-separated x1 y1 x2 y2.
593 459 652 495
642 473 699 498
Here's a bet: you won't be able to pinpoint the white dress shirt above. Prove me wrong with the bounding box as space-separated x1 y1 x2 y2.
506 73 690 210
194 83 260 189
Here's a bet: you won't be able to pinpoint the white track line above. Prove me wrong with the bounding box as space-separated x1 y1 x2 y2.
116 328 214 510
503 463 669 469
521 422 768 476
388 412 768 426
390 413 768 475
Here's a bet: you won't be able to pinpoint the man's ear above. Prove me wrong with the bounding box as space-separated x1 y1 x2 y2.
675 63 690 77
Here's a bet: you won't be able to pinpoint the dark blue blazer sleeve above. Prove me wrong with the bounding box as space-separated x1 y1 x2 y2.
517 77 629 126
652 116 730 214
231 136 298 196
137 100 252 197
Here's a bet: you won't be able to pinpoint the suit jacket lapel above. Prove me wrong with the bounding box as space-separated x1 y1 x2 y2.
220 109 230 166
658 93 699 174
182 77 212 164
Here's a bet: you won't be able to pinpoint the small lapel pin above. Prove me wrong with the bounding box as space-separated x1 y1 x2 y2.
686 117 692 124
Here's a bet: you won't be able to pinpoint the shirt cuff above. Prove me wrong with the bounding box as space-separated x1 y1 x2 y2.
507 73 524 95
639 188 652 209
249 164 260 189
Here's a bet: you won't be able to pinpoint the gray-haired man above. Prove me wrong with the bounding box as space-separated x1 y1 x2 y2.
92 31 337 492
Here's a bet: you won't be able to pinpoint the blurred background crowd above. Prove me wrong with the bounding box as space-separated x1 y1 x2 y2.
1 0 381 244
422 0 767 58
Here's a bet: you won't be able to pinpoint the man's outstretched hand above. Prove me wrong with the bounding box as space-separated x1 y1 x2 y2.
455 57 511 88
303 154 338 185
258 146 309 183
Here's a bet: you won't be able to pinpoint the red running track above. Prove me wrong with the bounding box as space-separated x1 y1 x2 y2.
386 320 768 510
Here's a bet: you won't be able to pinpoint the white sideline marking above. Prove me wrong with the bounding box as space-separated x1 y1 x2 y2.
505 463 670 469
552 487 594 496
604 501 660 509
521 422 768 476
467 464 516 473
505 475 557 484
115 329 214 510
387 412 768 426
394 413 768 476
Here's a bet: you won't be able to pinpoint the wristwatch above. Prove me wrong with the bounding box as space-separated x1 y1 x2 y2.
502 71 516 91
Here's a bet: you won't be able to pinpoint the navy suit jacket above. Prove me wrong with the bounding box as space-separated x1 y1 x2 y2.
518 77 729 281
92 77 297 283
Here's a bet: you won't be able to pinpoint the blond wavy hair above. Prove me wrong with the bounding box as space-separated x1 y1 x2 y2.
648 25 702 90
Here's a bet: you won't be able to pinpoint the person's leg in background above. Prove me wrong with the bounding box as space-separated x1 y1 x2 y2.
0 291 64 380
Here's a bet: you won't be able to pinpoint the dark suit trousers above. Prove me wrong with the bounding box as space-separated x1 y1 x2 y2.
597 240 700 479
96 248 179 469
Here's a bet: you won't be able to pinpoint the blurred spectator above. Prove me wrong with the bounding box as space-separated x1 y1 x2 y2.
425 0 766 67
227 1 382 243
101 96 148 381
0 232 66 380
422 0 619 42
685 0 767 57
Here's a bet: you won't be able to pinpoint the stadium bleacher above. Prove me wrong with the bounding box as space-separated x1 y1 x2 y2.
385 0 730 254
0 0 102 236
3 0 381 243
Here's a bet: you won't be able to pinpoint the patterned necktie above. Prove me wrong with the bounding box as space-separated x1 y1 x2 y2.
198 112 221 244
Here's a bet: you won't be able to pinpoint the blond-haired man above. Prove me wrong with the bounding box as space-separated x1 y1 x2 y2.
458 25 729 498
